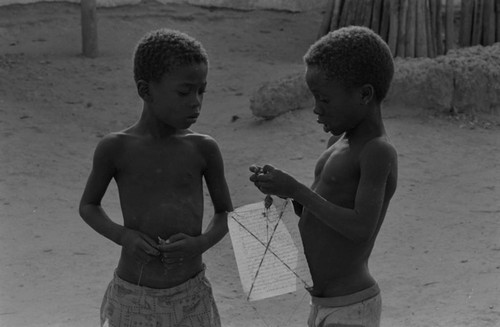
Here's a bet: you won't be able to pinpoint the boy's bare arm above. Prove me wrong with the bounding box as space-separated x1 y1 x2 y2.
79 135 125 245
79 135 159 262
253 140 397 243
294 141 396 243
198 137 233 252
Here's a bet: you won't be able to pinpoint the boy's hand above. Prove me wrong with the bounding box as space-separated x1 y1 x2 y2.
157 233 202 264
120 229 160 264
249 164 298 199
249 164 263 175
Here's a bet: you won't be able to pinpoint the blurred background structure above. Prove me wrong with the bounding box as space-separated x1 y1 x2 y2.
0 0 327 11
317 0 500 58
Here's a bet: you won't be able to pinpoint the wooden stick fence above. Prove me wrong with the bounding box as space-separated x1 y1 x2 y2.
318 0 500 58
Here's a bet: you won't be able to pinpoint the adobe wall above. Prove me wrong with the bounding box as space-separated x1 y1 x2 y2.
0 0 327 11
250 43 500 119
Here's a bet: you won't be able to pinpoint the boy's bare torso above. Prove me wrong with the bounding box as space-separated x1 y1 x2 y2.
113 129 206 288
299 136 397 297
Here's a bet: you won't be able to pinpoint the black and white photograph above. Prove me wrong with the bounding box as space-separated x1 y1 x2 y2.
1 0 499 326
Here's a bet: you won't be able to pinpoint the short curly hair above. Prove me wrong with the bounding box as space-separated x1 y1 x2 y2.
133 28 209 83
303 26 394 102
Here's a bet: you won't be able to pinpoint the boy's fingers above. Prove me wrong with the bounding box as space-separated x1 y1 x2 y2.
142 243 160 256
249 165 262 173
142 234 159 249
262 165 275 173
167 233 186 243
254 174 272 182
157 234 185 252
146 248 160 256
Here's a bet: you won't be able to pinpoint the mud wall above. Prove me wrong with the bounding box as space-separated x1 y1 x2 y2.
0 0 327 11
387 43 500 114
251 43 500 119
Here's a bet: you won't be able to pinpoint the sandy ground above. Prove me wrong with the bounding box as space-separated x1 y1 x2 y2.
1 2 499 326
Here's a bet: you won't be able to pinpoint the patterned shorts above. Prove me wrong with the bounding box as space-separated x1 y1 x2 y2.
100 267 220 327
308 284 381 327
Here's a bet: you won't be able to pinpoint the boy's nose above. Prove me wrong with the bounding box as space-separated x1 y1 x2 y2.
193 93 203 106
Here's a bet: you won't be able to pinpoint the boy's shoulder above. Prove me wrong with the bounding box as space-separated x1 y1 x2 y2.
184 131 222 156
93 129 142 159
183 129 213 141
182 130 219 146
359 136 398 165
364 136 396 152
95 129 221 156
96 130 132 148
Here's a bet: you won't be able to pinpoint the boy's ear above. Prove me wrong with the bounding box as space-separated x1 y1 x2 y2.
360 84 374 105
137 80 152 102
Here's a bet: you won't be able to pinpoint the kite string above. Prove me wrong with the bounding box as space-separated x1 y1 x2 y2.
231 214 310 287
231 202 311 289
231 200 312 326
246 209 283 300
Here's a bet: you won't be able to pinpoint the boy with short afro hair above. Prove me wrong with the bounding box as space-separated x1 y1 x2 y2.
304 25 394 103
250 26 398 327
133 29 209 83
79 28 232 327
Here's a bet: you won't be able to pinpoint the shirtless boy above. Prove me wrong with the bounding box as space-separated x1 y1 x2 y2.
79 29 233 327
250 26 398 327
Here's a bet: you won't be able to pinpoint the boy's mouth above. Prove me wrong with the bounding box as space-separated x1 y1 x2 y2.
186 114 199 122
317 118 330 132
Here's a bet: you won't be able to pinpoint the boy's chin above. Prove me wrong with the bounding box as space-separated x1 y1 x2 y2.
324 125 343 136
322 123 335 134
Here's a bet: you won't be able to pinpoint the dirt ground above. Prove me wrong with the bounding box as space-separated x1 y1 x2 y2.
1 1 499 326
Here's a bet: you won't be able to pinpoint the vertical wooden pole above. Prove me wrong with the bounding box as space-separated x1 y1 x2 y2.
426 0 436 57
496 0 500 42
371 0 384 34
445 0 454 52
482 0 495 45
397 0 409 57
330 0 344 31
416 0 428 57
434 0 443 55
380 0 392 42
388 0 400 56
471 0 484 45
338 0 351 28
363 0 374 28
348 0 358 26
353 0 365 26
405 0 417 57
460 0 474 46
318 0 335 39
81 0 98 58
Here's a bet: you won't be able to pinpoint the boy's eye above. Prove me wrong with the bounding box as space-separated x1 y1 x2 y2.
314 94 329 104
313 93 329 103
177 87 206 97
